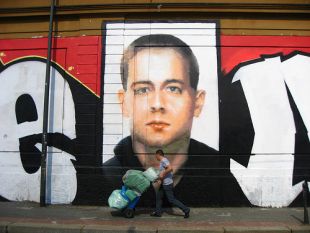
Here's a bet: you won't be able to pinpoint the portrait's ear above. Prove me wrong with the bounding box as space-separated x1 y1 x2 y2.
194 90 206 117
118 89 129 117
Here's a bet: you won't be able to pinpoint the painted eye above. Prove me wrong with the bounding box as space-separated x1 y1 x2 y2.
166 86 182 94
134 87 150 95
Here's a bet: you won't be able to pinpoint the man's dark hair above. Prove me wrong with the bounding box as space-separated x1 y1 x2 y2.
120 34 199 91
155 149 164 156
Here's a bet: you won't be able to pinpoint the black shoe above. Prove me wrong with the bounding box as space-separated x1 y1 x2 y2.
184 209 190 218
150 211 162 217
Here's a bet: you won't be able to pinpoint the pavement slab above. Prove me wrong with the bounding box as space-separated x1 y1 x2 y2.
291 225 310 233
0 202 310 233
223 226 291 233
157 226 225 233
7 223 84 233
82 224 157 233
0 221 12 233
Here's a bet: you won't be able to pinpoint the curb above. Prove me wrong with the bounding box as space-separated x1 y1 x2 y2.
1 221 310 233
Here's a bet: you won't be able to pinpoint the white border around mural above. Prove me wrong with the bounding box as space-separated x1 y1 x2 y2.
102 21 219 162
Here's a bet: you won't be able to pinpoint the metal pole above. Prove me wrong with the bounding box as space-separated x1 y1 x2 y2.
303 181 309 224
40 0 56 207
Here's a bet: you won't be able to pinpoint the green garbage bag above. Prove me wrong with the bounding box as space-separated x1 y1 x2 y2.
123 170 150 194
143 167 159 182
108 189 128 209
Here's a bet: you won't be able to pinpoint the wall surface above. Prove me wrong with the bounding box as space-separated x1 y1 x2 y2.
0 0 310 207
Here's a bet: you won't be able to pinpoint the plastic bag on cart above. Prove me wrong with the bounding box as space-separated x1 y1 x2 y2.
123 170 150 194
108 189 128 209
125 189 140 201
143 167 159 182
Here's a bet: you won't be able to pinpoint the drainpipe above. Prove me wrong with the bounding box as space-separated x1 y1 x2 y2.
303 181 309 224
40 0 56 207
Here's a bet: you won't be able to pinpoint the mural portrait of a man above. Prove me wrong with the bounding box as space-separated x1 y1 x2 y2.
101 21 250 206
118 34 209 170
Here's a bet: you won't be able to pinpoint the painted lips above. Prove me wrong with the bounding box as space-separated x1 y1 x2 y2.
146 121 170 130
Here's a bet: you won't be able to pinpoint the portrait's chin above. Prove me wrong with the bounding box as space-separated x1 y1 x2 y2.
134 133 173 148
145 138 169 148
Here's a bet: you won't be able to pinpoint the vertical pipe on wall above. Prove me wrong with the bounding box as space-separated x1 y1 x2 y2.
303 181 309 224
40 0 56 207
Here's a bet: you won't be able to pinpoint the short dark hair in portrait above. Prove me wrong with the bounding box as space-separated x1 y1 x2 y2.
120 34 200 91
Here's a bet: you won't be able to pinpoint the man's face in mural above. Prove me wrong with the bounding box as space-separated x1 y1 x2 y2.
119 47 205 149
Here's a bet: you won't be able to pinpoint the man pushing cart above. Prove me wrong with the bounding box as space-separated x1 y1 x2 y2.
108 167 159 218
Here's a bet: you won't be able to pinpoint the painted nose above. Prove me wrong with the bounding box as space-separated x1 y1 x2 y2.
149 91 165 113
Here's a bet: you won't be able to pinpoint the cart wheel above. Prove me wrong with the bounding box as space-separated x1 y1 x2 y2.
124 208 134 218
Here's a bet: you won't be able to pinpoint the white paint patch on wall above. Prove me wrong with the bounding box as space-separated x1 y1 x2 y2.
0 61 77 204
230 55 310 207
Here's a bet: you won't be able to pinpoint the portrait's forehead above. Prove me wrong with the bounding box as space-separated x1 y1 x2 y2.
133 46 183 58
131 47 188 69
128 47 190 85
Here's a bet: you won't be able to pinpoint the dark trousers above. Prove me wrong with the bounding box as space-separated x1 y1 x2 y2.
155 184 189 214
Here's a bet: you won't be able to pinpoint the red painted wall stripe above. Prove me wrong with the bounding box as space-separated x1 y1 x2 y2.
0 36 102 97
221 35 310 75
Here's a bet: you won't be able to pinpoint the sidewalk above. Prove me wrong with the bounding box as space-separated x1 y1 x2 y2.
0 201 310 233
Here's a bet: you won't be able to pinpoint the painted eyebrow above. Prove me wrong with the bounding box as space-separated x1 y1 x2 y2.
130 79 184 90
164 79 185 85
130 80 153 89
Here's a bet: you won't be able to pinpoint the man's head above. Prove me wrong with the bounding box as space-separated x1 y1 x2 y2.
155 149 164 161
121 34 199 91
118 34 206 149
